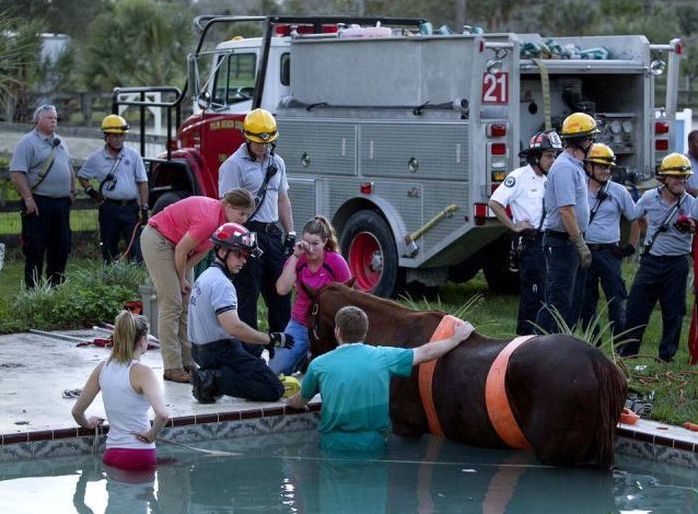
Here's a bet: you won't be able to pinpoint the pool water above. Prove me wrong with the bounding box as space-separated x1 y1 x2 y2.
0 431 696 513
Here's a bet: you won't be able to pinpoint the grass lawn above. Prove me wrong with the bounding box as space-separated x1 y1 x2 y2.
0 256 696 426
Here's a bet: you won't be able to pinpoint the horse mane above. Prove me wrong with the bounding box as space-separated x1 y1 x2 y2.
318 282 446 317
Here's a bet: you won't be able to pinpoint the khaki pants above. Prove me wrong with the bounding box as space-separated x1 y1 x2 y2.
140 225 192 371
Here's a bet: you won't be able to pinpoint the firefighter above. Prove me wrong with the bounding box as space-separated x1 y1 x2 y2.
579 143 639 338
218 108 295 358
618 153 696 362
78 114 149 263
188 223 294 403
535 112 597 334
489 129 562 334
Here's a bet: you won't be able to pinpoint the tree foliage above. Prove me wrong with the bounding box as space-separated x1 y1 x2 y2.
82 0 193 91
0 12 43 116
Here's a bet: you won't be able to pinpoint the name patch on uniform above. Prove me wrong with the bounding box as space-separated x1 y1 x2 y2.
504 176 516 188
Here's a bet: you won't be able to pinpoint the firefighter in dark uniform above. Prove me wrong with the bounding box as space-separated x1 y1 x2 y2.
618 153 696 362
579 143 639 338
218 109 295 357
489 130 562 334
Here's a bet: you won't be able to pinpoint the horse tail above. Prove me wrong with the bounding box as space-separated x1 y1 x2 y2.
591 356 627 468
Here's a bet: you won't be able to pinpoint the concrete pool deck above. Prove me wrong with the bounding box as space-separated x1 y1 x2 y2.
0 329 696 468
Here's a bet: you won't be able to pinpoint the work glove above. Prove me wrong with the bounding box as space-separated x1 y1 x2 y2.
85 186 103 204
266 332 295 359
140 206 149 226
283 231 297 257
571 234 592 268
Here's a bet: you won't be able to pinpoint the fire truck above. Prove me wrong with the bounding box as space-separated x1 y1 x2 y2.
114 15 683 297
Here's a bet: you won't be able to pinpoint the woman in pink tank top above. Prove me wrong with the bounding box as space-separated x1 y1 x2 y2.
270 216 351 375
72 310 169 471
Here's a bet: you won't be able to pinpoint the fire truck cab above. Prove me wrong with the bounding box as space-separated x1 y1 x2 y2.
116 15 682 298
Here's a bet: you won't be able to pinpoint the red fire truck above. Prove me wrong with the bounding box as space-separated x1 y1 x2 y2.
115 15 682 297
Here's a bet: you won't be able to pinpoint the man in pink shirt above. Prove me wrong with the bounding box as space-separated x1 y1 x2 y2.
140 189 254 383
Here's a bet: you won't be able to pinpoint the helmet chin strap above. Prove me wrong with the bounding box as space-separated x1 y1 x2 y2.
212 253 235 280
660 180 683 199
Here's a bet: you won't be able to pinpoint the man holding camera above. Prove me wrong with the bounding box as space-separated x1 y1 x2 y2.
618 153 696 362
578 144 639 338
218 108 295 357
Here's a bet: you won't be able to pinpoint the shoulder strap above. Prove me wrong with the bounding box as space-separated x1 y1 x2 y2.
30 138 61 192
588 183 610 225
98 153 124 195
644 191 685 254
249 152 279 220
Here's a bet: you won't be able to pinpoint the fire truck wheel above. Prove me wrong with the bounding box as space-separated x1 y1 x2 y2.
152 191 189 215
340 210 401 298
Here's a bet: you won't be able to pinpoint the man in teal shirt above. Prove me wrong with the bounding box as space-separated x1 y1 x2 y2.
287 306 473 452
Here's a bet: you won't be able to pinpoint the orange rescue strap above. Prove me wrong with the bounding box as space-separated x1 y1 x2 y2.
418 325 534 449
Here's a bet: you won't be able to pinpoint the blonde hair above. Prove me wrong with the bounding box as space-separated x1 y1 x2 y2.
335 306 368 343
303 216 339 252
109 310 149 364
223 188 255 212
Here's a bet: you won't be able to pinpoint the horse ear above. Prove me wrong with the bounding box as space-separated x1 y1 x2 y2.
345 277 357 289
301 281 319 299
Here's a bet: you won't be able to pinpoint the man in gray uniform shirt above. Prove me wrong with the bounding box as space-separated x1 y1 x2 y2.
535 112 596 333
78 114 149 263
188 222 294 403
10 105 75 288
579 143 639 338
618 153 696 362
218 108 295 358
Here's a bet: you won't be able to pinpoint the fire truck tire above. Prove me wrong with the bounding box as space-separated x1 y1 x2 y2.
152 191 189 215
340 210 401 298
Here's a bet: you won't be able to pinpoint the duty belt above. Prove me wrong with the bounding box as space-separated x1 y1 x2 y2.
588 243 618 251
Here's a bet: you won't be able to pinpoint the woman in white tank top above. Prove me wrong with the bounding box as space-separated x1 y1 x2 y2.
72 310 169 470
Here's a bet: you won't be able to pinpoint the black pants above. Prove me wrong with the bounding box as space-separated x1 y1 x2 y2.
191 339 283 402
99 201 142 263
21 195 71 288
234 222 291 357
619 254 689 362
580 247 627 338
516 233 546 335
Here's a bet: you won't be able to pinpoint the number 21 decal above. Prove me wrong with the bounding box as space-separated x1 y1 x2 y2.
482 72 508 104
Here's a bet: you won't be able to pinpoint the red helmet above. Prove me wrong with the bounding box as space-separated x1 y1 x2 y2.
211 223 262 258
519 130 563 157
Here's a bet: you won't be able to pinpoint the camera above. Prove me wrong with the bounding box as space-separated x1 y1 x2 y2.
674 214 692 233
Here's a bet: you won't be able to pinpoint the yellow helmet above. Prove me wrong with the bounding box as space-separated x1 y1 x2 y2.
101 114 129 134
658 153 693 176
243 108 278 143
559 112 599 139
585 143 616 167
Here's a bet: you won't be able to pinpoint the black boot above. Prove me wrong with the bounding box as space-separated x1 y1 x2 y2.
192 369 220 404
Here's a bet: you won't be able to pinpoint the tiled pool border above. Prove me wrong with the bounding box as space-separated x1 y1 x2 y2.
1 404 696 469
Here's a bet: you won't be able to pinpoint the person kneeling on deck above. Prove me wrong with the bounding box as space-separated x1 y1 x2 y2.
287 306 474 452
188 222 294 403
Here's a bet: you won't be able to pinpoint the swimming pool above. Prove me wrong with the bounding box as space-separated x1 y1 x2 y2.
0 431 696 513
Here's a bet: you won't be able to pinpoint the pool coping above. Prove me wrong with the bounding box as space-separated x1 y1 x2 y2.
1 401 697 468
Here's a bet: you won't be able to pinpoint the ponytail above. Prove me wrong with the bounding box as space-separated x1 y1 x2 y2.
109 310 149 364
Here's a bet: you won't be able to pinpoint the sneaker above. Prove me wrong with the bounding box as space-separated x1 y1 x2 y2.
163 368 191 383
192 369 218 404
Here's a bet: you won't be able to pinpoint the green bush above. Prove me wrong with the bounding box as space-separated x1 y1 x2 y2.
0 261 147 333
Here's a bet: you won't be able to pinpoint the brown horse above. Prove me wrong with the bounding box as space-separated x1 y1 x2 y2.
307 283 627 468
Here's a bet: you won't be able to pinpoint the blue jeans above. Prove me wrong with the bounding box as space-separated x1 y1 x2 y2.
268 319 309 375
516 233 546 335
619 254 689 362
580 248 627 338
192 339 283 401
535 234 587 334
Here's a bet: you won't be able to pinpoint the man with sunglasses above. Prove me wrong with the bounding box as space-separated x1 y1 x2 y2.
218 108 295 358
579 144 639 338
188 222 294 403
535 112 597 333
618 153 696 362
78 114 149 262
